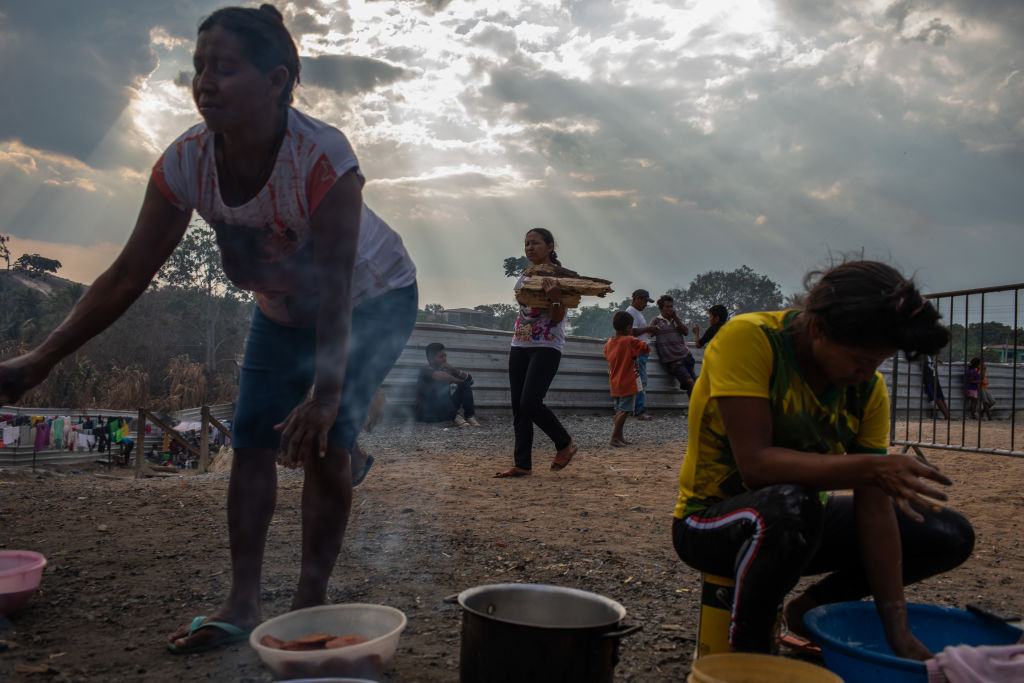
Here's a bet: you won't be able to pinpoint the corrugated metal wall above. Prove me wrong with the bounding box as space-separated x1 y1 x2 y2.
380 322 694 415
9 321 1020 466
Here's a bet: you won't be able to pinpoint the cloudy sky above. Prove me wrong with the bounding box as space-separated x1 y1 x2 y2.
0 0 1021 310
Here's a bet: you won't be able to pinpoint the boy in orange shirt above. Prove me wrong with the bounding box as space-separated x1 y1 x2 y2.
604 311 650 447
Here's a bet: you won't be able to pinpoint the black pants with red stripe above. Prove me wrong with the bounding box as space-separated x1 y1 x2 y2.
672 485 974 652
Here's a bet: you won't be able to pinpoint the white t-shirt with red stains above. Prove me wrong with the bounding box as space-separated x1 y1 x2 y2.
152 107 416 327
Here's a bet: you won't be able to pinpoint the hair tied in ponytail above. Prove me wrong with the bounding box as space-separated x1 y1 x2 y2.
259 3 283 21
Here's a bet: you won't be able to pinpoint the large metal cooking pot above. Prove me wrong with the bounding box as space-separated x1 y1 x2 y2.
454 583 641 683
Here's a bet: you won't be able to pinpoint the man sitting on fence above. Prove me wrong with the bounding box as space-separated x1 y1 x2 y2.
415 343 480 427
650 295 697 394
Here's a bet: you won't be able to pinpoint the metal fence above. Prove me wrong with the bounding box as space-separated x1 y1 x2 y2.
890 283 1023 458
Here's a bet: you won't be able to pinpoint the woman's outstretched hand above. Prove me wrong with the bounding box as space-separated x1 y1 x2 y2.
870 454 951 522
274 397 339 467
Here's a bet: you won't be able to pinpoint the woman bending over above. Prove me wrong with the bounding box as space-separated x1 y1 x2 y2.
672 260 974 657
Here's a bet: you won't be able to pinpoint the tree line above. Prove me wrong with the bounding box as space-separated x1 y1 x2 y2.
422 261 788 340
3 227 1019 410
0 224 250 411
424 259 1022 360
0 234 64 276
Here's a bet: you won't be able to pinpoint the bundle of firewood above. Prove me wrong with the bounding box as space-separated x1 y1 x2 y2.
515 264 614 309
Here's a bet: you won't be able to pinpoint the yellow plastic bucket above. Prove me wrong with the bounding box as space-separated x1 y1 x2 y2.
695 573 783 658
687 653 843 682
696 573 735 656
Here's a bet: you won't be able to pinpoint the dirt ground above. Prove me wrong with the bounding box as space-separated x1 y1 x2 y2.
1 417 1022 682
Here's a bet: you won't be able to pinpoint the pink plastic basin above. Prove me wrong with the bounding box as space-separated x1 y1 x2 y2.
0 550 47 616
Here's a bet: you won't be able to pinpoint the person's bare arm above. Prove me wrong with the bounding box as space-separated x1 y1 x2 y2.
0 179 190 402
438 363 470 383
718 396 950 521
855 486 932 660
432 370 465 383
275 168 361 464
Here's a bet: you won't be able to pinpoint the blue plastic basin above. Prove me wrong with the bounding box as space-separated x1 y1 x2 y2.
803 602 1022 683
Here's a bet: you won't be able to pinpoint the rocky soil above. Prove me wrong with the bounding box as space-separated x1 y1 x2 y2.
1 415 1021 682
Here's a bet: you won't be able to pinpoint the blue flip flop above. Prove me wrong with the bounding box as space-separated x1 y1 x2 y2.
167 616 251 654
352 454 375 487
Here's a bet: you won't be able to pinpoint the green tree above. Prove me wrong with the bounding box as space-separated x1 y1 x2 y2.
946 322 1022 362
0 284 42 341
503 255 529 278
13 253 62 277
157 221 252 372
568 298 631 339
0 261 250 407
487 302 519 331
0 234 10 269
667 266 783 328
417 303 444 322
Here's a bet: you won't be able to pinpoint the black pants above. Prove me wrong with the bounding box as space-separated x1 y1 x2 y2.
664 356 697 389
672 484 974 652
416 382 476 422
509 346 571 470
94 428 108 453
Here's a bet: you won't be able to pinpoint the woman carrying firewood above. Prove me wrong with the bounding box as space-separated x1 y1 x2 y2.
496 228 578 477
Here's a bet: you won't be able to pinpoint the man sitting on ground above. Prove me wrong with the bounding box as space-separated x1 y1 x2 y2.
415 343 480 427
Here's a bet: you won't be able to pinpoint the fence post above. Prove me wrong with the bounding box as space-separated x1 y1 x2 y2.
199 405 210 473
890 353 900 443
135 408 146 479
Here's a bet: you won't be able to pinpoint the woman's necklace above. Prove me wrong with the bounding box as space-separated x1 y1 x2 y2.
217 114 287 202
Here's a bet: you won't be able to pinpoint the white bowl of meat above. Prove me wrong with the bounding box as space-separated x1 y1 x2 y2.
250 604 407 680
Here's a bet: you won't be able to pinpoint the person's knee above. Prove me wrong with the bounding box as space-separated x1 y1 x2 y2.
760 484 823 552
518 395 544 417
936 508 975 569
768 484 820 517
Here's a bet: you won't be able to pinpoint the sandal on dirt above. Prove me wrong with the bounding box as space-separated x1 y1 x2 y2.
777 630 822 655
167 616 251 655
551 442 578 471
352 454 375 487
495 467 531 478
634 413 653 421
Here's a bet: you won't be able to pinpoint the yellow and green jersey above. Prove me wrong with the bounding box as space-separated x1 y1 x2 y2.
674 310 890 519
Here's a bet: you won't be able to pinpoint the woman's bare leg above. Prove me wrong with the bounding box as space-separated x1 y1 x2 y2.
168 447 277 648
292 443 352 609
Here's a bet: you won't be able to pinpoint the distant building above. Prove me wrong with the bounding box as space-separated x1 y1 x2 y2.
441 308 494 327
984 344 1024 364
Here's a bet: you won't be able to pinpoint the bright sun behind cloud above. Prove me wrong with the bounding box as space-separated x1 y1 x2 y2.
0 0 1021 306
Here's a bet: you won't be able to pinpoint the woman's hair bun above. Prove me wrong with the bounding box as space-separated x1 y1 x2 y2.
259 4 284 21
801 259 949 358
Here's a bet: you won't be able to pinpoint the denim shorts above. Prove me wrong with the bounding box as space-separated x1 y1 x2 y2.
613 394 636 413
232 282 417 451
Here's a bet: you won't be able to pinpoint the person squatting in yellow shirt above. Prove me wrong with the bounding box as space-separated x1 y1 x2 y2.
672 260 974 659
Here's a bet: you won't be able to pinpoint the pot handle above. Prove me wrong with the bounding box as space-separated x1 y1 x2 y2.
602 623 642 639
442 593 460 605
